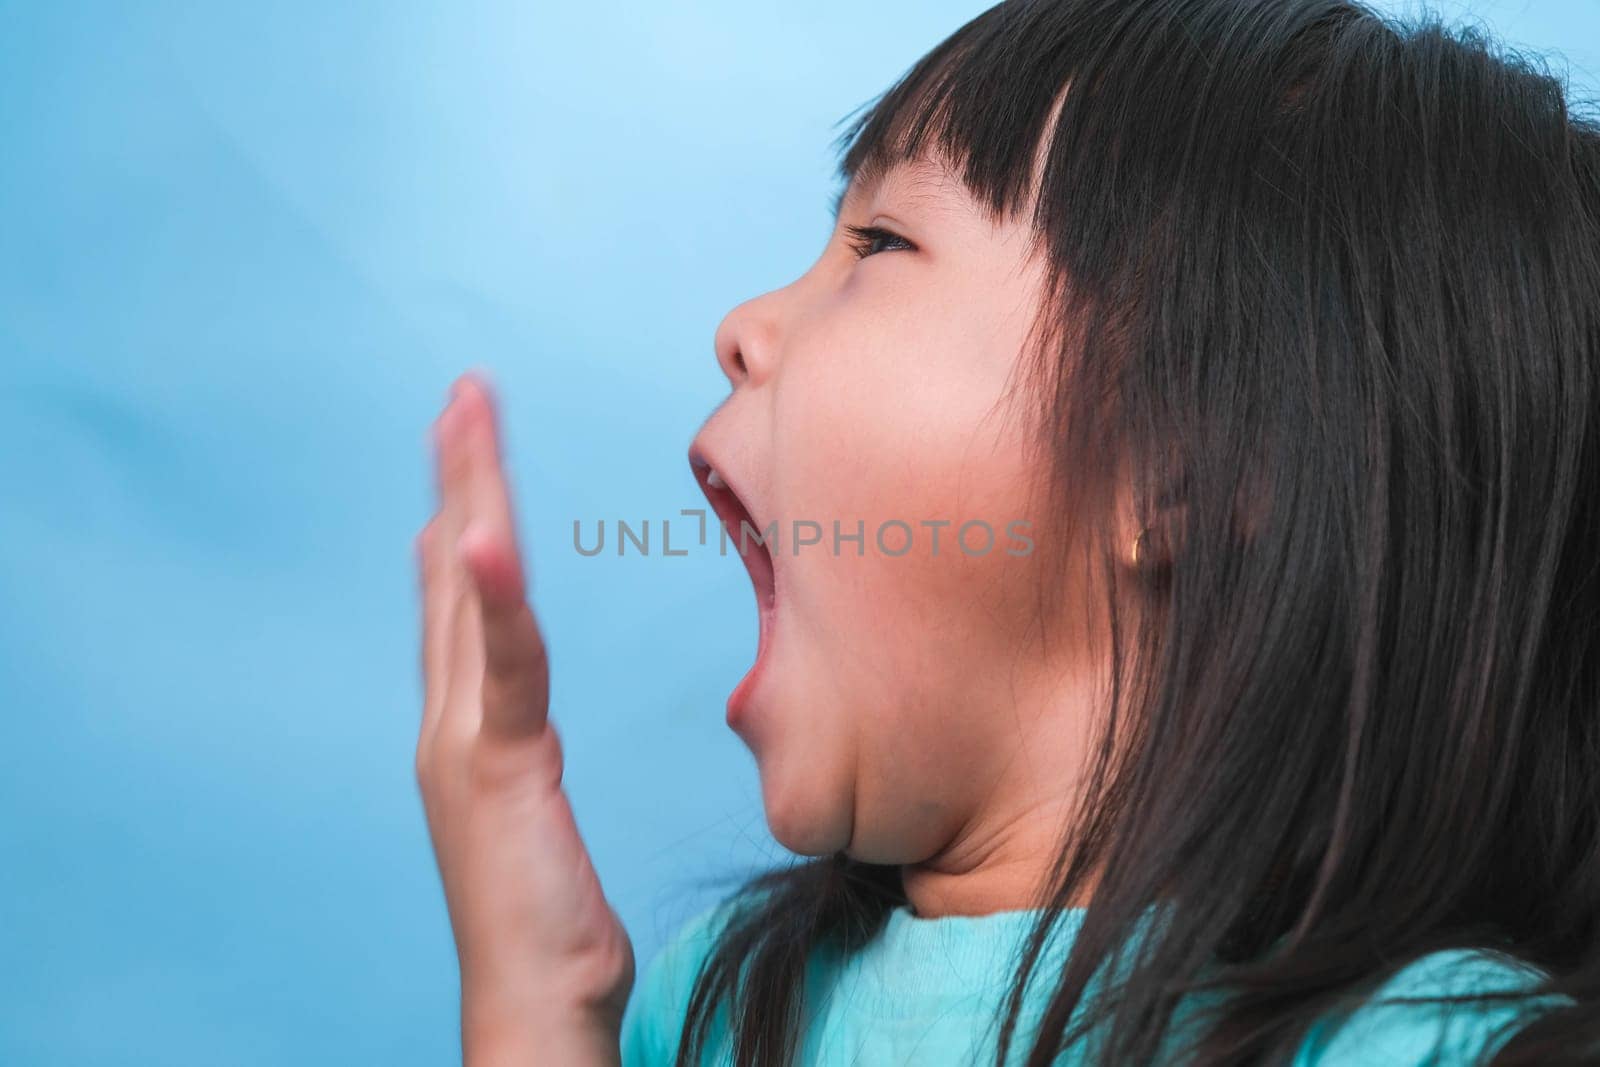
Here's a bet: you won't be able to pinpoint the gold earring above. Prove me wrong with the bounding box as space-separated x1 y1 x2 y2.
1131 526 1151 568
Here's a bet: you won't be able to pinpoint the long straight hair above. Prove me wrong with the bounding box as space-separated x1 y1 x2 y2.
673 2 1600 1063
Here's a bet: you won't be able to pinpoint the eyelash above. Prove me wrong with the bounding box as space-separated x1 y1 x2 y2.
843 223 916 260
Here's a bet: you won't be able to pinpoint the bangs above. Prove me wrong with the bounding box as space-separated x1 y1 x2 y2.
828 5 1067 227
826 1 1373 286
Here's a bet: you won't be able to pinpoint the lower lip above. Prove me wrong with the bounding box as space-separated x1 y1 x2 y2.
726 602 775 729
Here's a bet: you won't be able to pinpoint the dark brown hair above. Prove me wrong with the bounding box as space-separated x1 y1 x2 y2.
673 1 1600 1063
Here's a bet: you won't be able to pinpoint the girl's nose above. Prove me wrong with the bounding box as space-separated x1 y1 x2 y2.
712 290 781 388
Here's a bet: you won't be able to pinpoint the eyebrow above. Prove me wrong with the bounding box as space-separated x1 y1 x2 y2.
829 158 953 224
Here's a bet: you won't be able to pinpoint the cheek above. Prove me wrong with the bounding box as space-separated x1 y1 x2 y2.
766 294 1050 745
774 289 1030 536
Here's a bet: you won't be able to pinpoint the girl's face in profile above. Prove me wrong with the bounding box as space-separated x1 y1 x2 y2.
690 155 1101 877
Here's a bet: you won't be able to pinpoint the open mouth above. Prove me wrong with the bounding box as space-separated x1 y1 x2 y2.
689 448 777 722
690 452 776 613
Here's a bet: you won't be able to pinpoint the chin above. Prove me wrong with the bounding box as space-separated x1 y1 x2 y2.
759 755 855 858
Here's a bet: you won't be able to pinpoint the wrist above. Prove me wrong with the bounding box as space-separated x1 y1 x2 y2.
463 1022 619 1067
462 990 621 1067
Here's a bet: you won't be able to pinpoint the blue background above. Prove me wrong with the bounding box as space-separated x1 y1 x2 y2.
1 2 1595 1063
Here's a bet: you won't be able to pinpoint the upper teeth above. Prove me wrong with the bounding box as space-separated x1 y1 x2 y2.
706 468 727 490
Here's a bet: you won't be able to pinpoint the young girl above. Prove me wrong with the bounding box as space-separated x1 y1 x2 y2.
412 0 1600 1063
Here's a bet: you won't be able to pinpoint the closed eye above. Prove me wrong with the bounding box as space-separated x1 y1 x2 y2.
843 223 916 260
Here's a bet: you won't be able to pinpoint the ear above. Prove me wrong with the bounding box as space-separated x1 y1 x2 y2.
1113 455 1187 575
1115 435 1278 574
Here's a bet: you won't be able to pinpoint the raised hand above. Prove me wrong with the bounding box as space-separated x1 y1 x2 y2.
414 372 633 1065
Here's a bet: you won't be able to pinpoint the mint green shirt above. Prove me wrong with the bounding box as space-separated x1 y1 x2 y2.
620 899 1565 1066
